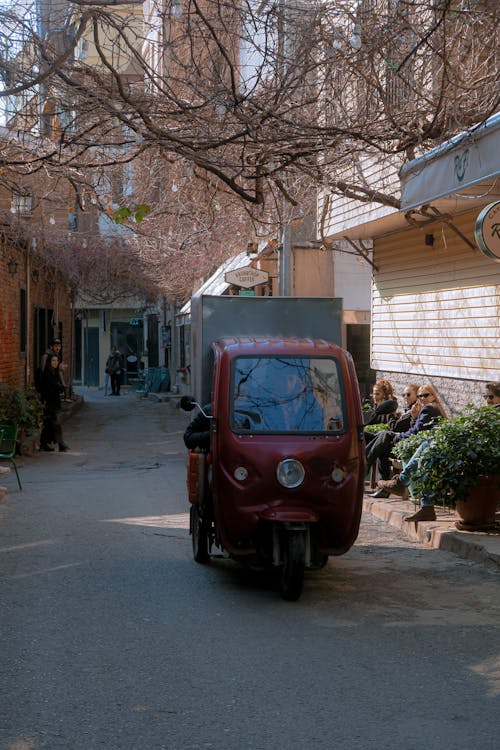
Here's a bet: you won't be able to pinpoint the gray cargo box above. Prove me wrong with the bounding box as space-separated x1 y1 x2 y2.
191 295 343 405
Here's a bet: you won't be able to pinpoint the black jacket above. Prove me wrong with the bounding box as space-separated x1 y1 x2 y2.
392 401 418 433
40 366 64 411
106 351 123 375
183 406 212 451
393 404 442 442
364 399 399 426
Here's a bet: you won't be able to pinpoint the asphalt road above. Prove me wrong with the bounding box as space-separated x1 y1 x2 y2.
1 389 499 750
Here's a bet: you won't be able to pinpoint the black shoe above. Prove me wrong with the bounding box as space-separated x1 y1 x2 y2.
40 444 55 452
368 488 391 499
59 443 69 452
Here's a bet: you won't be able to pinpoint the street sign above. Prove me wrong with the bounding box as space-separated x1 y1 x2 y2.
224 266 269 288
239 289 255 296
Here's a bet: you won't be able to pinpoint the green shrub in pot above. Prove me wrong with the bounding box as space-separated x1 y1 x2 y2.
391 430 433 463
0 385 44 436
396 405 500 507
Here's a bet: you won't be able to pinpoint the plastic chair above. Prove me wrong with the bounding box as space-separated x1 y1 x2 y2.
0 424 22 490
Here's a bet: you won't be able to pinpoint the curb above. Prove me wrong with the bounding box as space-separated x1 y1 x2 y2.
363 493 500 571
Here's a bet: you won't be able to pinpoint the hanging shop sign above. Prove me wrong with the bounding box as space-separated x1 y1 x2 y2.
224 266 269 288
475 201 500 262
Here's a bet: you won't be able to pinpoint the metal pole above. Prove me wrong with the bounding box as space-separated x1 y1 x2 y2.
278 0 293 296
280 221 292 296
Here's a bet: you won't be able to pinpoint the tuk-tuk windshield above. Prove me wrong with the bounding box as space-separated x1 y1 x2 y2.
230 356 345 433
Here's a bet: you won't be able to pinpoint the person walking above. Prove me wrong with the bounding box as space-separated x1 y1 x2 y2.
39 354 69 452
106 346 124 396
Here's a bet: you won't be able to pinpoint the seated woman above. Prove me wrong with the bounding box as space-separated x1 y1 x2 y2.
364 379 398 445
367 383 447 495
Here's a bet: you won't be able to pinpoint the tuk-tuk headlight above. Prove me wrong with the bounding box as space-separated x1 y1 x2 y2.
234 466 248 481
331 466 347 483
276 458 305 488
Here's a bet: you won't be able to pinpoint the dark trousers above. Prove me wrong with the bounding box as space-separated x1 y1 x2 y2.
110 372 121 395
365 430 396 480
41 409 62 446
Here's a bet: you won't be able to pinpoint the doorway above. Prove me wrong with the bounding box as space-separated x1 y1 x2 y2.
110 321 143 384
84 326 100 386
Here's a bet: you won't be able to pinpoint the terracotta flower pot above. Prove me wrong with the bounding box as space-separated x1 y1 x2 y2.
455 475 500 531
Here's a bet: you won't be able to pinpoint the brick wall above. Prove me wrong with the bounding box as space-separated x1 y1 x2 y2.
0 246 25 388
0 244 72 389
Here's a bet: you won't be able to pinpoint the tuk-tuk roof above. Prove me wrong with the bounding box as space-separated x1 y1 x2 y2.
212 337 344 357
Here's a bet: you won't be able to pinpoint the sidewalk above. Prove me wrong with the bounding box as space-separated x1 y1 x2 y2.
364 490 500 571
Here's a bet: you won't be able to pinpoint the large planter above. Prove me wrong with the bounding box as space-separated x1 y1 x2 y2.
17 427 40 457
455 475 500 531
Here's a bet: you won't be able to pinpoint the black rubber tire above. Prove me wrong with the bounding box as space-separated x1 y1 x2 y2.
190 504 210 564
280 530 305 601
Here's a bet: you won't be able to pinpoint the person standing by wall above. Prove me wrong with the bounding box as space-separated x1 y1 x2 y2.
39 354 69 452
106 347 124 396
37 338 68 397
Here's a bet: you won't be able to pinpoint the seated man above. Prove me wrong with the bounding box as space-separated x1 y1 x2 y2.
392 384 420 433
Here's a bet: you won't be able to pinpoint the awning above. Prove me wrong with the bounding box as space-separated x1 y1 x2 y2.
400 112 500 211
178 251 251 319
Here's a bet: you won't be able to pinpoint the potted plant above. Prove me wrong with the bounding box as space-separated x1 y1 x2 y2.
0 385 44 453
401 405 500 529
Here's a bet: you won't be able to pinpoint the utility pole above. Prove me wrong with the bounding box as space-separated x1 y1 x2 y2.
278 0 292 296
279 221 292 296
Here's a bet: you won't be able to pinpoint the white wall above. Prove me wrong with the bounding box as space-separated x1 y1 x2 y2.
372 210 500 381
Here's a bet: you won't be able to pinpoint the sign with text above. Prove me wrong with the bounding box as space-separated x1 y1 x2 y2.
475 201 500 262
225 266 269 288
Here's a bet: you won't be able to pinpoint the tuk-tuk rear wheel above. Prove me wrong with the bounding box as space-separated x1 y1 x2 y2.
190 504 210 564
280 530 305 601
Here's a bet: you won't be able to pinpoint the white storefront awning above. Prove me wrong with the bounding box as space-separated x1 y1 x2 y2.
178 251 251 319
400 112 500 211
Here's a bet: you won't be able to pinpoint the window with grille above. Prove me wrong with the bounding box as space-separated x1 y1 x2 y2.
11 190 33 216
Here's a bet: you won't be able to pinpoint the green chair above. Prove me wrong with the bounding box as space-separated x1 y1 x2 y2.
0 424 22 490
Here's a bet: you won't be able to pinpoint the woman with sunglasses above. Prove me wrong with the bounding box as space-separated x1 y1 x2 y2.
366 383 446 496
378 383 499 520
484 382 500 407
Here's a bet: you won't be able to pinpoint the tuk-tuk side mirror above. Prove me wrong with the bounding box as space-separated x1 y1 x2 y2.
180 395 197 412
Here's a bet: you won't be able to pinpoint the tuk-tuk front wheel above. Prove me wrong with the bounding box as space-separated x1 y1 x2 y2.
280 530 306 601
190 504 210 564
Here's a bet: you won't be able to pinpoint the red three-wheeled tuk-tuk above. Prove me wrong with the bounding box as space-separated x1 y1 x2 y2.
180 296 366 600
